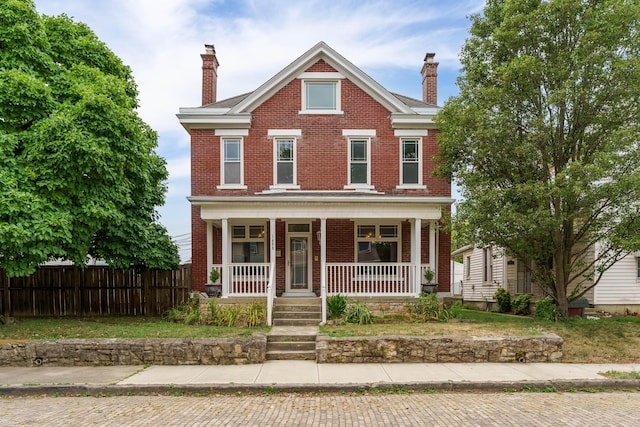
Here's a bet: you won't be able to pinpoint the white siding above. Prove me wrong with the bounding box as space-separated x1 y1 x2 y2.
595 254 640 305
461 247 505 302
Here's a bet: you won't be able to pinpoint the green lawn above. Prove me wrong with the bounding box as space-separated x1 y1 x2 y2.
320 309 640 363
0 317 267 340
2 310 639 363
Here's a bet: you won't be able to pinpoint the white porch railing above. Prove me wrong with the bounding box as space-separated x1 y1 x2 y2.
266 261 276 326
227 263 270 297
326 263 417 296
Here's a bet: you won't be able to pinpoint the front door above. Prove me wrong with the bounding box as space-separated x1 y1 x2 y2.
286 224 313 294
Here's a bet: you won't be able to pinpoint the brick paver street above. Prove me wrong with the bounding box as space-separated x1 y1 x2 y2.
2 391 639 426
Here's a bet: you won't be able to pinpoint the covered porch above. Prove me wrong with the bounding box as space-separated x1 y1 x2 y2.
190 193 452 324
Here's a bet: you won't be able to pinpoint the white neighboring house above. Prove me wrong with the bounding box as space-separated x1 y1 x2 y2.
452 245 640 314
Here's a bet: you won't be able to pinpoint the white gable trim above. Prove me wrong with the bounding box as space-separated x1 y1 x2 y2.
229 42 414 115
297 72 344 79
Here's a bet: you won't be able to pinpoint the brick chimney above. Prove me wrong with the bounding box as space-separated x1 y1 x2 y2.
421 52 438 105
201 44 219 106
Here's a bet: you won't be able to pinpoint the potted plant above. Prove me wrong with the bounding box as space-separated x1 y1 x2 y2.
205 269 221 297
421 267 437 294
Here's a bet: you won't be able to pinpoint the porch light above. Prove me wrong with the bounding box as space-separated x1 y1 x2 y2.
316 231 321 242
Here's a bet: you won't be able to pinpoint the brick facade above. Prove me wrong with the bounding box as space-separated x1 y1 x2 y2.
183 43 451 294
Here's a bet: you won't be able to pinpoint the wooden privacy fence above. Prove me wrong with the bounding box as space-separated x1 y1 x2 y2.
0 265 191 317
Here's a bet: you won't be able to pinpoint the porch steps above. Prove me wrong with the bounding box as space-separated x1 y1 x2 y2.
272 297 322 327
266 325 318 361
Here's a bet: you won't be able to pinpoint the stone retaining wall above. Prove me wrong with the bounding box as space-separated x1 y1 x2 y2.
0 335 267 367
316 333 563 363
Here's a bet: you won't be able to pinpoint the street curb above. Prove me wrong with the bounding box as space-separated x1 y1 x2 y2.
2 379 639 397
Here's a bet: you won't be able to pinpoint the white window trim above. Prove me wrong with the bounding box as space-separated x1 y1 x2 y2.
270 137 300 190
300 79 343 115
344 137 374 190
396 137 426 190
353 222 402 264
217 137 247 190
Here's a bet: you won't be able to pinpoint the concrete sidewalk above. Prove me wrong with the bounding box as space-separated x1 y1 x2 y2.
2 362 640 395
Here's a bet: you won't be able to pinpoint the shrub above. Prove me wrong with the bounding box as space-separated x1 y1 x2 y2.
343 301 373 325
512 294 530 315
408 293 451 322
243 301 266 327
534 297 561 321
164 293 202 324
494 288 511 313
327 294 348 319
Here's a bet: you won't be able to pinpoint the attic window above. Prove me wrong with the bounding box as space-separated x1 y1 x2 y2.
300 77 343 114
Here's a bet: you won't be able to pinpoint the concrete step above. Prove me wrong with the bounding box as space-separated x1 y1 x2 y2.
268 334 317 342
272 318 321 326
273 305 322 314
274 297 321 305
273 311 322 320
267 341 316 352
266 350 316 361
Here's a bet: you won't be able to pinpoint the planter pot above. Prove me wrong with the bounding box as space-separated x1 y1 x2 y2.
421 283 437 294
205 283 222 297
567 307 583 317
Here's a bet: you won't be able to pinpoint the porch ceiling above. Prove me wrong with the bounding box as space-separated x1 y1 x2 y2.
189 194 453 221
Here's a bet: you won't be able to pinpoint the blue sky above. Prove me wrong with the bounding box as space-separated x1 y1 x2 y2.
33 0 483 260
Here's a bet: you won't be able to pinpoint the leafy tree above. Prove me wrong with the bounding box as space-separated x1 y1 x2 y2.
438 0 640 316
0 0 179 276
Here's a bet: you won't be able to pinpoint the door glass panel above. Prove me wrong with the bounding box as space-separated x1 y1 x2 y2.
290 237 308 289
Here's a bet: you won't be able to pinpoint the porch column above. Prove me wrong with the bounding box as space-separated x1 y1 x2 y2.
413 218 422 295
429 221 437 281
269 218 276 280
206 221 213 283
221 218 229 297
320 218 327 323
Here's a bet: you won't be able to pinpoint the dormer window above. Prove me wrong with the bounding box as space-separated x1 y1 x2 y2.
299 72 343 114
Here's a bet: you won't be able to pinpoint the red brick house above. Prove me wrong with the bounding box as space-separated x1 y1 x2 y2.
178 42 452 323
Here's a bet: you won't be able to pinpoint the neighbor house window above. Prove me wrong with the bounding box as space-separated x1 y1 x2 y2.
222 138 243 186
349 138 370 185
401 138 421 185
355 224 400 263
637 258 640 279
231 224 266 263
483 247 493 282
275 138 295 185
465 256 471 279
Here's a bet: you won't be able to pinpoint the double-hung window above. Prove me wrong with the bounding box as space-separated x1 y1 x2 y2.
350 139 369 185
401 139 420 184
637 257 640 280
276 139 295 185
268 130 301 190
223 139 241 184
395 131 427 190
217 131 248 190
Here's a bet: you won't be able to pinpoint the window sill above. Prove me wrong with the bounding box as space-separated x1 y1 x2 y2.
217 184 248 190
299 110 344 115
395 184 427 190
267 184 301 192
344 184 375 191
